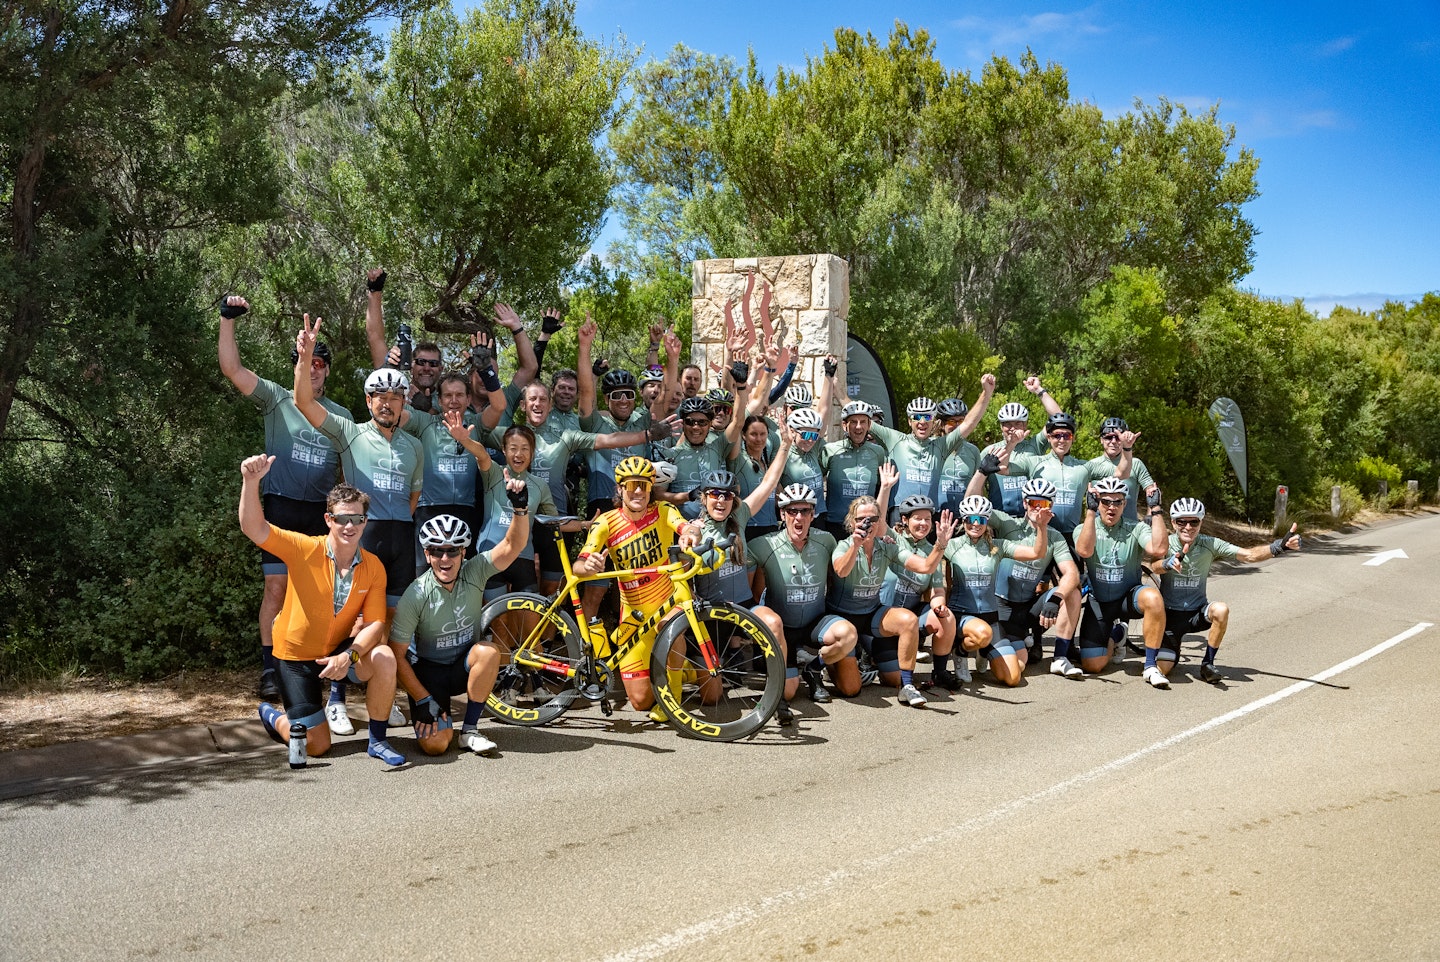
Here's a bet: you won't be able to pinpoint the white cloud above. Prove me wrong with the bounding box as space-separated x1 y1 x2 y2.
1237 106 1344 139
950 6 1107 61
1317 36 1356 57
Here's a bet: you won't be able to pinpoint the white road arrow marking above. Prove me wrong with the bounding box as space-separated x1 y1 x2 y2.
1362 548 1408 567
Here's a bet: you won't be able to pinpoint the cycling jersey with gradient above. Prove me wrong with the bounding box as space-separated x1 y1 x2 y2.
403 407 479 507
821 439 885 518
475 463 555 561
938 440 982 514
732 452 778 527
943 536 1026 613
880 531 941 610
582 502 689 612
782 447 827 520
828 536 898 615
317 411 423 521
694 501 754 604
750 530 838 627
1007 452 1111 535
988 509 1074 602
389 554 500 664
1084 519 1154 603
248 377 351 502
1159 533 1240 610
1085 454 1156 524
488 420 594 515
981 436 1048 514
579 409 651 502
869 423 970 508
667 433 732 499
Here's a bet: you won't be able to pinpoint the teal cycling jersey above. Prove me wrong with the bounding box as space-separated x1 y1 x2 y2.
247 377 351 502
318 410 423 521
782 446 827 520
1085 454 1155 524
938 440 982 514
474 463 556 561
487 419 595 514
879 530 941 610
694 501 755 604
580 408 651 502
988 509 1074 602
1159 533 1240 610
1007 451 1111 535
732 450 779 527
389 554 500 663
403 407 480 507
943 536 1013 613
668 432 733 498
1083 518 1153 602
981 436 1047 513
821 438 885 519
751 529 838 626
827 536 898 614
870 423 970 510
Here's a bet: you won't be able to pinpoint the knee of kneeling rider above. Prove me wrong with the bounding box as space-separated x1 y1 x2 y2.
1208 601 1230 625
1137 586 1164 613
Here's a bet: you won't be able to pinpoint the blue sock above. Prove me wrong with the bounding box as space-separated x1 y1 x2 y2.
1202 645 1219 666
1053 637 1072 660
900 668 914 686
329 681 347 705
462 699 485 730
368 719 388 743
257 703 285 744
1144 646 1159 669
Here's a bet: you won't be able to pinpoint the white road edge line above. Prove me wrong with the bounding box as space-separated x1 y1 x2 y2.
598 621 1434 962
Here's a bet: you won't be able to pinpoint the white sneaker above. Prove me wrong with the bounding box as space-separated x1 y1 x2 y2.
460 729 497 755
388 705 406 727
1050 656 1084 679
1143 666 1171 689
325 702 354 736
898 683 928 707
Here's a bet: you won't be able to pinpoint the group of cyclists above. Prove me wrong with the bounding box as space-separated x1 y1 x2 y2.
223 273 1303 767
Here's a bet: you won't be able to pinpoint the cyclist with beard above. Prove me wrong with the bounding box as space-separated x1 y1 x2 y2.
1085 416 1159 524
821 401 888 540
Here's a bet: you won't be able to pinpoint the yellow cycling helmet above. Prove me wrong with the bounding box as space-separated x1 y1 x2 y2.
613 456 657 485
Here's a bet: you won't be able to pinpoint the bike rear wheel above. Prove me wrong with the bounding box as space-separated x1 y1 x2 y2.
480 592 583 727
648 603 784 741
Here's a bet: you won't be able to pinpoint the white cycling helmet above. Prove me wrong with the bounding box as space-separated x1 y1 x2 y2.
651 459 678 485
841 401 872 421
776 483 818 508
1092 477 1128 497
1021 478 1058 501
997 401 1029 423
783 383 814 409
958 495 993 518
365 367 410 396
418 514 472 548
907 396 937 418
787 408 823 432
1169 497 1206 520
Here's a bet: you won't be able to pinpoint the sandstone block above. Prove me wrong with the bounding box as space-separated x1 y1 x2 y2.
774 255 814 310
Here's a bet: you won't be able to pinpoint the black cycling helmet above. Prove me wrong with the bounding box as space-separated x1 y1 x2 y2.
1100 416 1129 435
678 397 715 419
936 398 968 419
700 469 739 492
601 369 638 394
292 342 333 366
1045 412 1077 434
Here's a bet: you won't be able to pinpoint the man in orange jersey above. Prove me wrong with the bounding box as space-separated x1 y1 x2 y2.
238 454 405 766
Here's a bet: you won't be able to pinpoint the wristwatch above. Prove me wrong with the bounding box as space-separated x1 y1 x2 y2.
347 648 361 666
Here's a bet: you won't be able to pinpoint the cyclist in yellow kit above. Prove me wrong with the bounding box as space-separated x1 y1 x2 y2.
573 457 703 717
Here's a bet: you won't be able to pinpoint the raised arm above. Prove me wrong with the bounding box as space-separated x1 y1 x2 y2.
238 454 276 545
956 373 996 439
1023 375 1063 417
364 269 388 369
819 355 840 435
904 511 956 574
291 314 328 428
444 410 492 472
1009 504 1051 562
1074 491 1098 559
1115 429 1138 480
486 470 533 571
1143 492 1168 558
1237 523 1301 563
217 296 259 395
744 423 794 516
495 303 538 389
576 315 599 418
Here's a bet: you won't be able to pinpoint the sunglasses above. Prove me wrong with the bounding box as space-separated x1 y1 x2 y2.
1098 497 1125 507
309 358 328 372
329 513 367 527
783 506 814 516
682 418 711 427
1174 518 1201 528
1049 431 1074 440
797 430 820 442
426 545 463 558
1100 433 1120 441
910 413 934 422
705 489 735 500
963 515 989 525
607 390 636 401
1024 498 1053 509
412 358 442 368
619 479 652 493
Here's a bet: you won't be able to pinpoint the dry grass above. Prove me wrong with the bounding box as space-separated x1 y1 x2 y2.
0 670 257 753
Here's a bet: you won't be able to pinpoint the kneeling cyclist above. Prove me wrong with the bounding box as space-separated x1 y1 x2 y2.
881 495 959 690
389 489 531 757
1157 498 1302 683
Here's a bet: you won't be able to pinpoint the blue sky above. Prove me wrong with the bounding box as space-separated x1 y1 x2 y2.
568 0 1439 311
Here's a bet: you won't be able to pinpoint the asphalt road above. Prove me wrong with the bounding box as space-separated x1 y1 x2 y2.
3 513 1438 962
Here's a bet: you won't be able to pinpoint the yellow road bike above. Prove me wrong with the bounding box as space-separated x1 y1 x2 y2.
480 516 785 741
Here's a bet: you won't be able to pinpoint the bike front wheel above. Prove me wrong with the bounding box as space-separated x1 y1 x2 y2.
480 592 583 727
648 603 784 741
